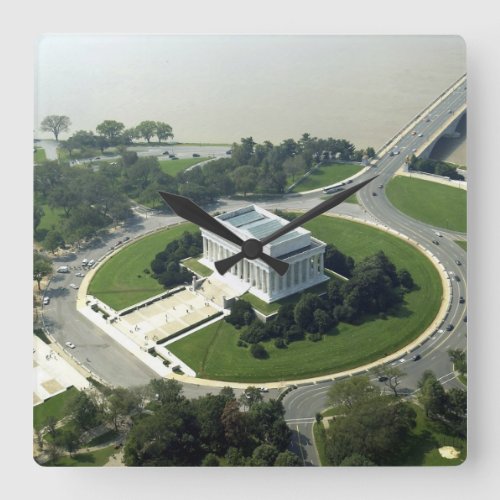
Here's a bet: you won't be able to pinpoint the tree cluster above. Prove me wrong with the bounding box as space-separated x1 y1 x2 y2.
150 231 203 288
417 371 467 438
324 376 417 465
123 380 300 466
34 161 132 245
408 156 465 180
229 251 414 357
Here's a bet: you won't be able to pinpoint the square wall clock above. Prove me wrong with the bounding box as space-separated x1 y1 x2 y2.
34 34 466 467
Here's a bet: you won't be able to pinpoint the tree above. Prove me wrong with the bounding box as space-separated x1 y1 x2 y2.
250 444 279 466
325 398 416 465
34 204 45 234
67 390 102 431
33 251 52 291
56 428 81 457
96 120 125 144
135 120 158 143
202 453 220 466
448 348 467 376
340 453 375 466
40 115 71 141
418 373 447 419
274 450 301 466
397 268 415 290
232 165 258 197
155 121 174 143
327 376 377 410
250 343 268 359
147 379 184 406
365 147 376 158
44 415 58 439
446 388 467 438
240 387 263 409
324 244 355 277
283 155 306 182
104 387 141 432
42 230 64 254
226 299 255 328
294 293 323 331
221 400 248 449
374 366 406 397
313 308 333 334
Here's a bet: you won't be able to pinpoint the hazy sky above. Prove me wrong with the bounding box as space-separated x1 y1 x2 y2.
35 35 465 148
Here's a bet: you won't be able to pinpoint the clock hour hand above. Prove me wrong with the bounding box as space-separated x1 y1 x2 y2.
158 192 244 247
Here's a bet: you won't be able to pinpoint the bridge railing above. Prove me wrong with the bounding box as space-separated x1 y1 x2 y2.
375 73 466 159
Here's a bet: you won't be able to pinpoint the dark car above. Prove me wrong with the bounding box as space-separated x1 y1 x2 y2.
432 240 439 245
412 354 421 361
378 376 389 382
192 153 200 158
459 296 465 304
456 260 462 266
454 275 461 282
446 324 454 331
171 156 178 160
378 184 383 188
372 192 377 196
226 150 232 155
123 236 130 241
162 151 170 155
464 315 467 323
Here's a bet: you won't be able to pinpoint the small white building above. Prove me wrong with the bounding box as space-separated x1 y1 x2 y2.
199 205 328 303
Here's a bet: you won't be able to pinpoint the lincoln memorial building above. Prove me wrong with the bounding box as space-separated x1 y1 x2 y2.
199 205 328 303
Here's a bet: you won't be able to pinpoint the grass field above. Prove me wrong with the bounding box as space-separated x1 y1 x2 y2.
34 148 46 163
44 445 116 467
386 177 467 232
88 223 199 310
182 257 213 277
36 204 65 239
290 163 362 193
455 240 467 251
158 157 208 177
313 403 465 466
33 387 79 430
169 216 442 382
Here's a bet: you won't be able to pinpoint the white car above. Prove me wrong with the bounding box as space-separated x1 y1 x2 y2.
75 272 85 277
82 259 88 266
43 296 50 305
418 133 423 137
412 148 417 153
69 283 79 290
435 231 442 237
259 387 269 393
65 341 76 349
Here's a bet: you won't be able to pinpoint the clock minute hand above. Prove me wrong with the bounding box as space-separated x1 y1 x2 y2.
158 191 244 247
260 175 378 246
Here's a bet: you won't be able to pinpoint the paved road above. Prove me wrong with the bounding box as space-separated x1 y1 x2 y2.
40 79 467 465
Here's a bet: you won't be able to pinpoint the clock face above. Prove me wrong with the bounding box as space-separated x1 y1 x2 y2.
34 35 467 469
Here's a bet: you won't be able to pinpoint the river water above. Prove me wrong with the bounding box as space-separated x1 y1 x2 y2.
35 35 466 164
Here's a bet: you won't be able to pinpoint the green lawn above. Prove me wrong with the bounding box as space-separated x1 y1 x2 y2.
403 404 466 466
290 163 363 193
88 223 198 310
44 445 117 467
455 240 467 251
34 148 46 163
35 204 66 241
158 157 209 177
169 216 442 382
33 387 79 430
182 257 213 277
313 422 328 466
386 177 467 232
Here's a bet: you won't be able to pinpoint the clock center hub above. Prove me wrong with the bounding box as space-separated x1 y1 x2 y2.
242 239 263 260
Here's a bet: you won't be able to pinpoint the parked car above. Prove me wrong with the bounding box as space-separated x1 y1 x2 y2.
378 184 383 188
418 133 424 137
43 296 50 305
412 354 421 361
69 283 79 290
123 236 130 241
192 153 200 157
82 258 88 266
464 315 467 323
432 240 439 245
259 387 269 393
454 275 461 282
372 192 377 196
378 376 389 382
162 151 170 155
65 341 76 349
75 272 85 277
435 231 443 237
412 148 417 152
455 260 462 266
226 150 232 155
57 266 70 273
459 296 465 304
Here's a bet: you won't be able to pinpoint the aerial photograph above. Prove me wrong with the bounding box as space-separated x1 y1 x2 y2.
33 34 467 467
